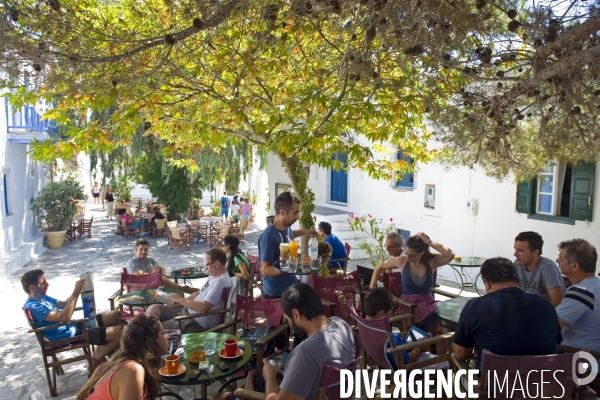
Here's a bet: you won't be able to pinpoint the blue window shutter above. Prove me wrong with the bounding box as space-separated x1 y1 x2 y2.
396 150 414 188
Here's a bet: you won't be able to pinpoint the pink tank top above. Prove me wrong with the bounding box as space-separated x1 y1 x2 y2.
87 361 149 400
242 203 252 213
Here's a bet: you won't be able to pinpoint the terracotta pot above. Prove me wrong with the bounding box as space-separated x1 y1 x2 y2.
46 230 67 249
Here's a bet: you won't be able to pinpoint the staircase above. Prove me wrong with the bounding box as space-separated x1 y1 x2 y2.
312 205 376 261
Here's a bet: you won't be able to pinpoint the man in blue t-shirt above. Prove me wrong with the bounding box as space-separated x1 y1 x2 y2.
220 191 230 218
555 239 600 353
317 221 347 270
453 257 562 369
22 269 124 368
258 192 318 298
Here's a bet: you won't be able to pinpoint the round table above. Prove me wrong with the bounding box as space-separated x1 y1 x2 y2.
171 269 209 284
434 296 472 330
447 257 487 295
160 332 252 399
118 288 184 309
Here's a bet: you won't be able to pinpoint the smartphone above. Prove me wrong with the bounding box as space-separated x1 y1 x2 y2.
217 362 229 371
189 369 200 380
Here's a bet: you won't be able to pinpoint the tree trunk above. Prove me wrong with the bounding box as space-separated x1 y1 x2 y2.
278 153 314 256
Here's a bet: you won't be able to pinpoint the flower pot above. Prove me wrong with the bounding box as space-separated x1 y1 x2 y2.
46 230 67 249
250 215 255 222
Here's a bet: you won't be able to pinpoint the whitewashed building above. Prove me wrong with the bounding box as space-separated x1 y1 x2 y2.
267 143 597 284
0 96 54 275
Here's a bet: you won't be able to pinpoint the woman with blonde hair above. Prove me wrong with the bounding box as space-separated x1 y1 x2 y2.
77 314 168 400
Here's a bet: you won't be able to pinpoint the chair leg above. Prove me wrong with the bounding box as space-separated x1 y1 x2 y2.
51 365 58 397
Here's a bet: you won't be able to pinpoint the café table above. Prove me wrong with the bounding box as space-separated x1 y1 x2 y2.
447 257 487 295
434 296 472 331
160 331 252 399
171 268 209 284
118 288 184 314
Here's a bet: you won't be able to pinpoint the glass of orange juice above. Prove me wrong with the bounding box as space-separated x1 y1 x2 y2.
289 240 299 260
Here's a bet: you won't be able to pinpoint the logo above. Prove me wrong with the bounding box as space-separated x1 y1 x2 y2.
572 351 599 386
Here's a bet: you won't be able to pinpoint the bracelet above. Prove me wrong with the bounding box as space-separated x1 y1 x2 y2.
426 239 431 245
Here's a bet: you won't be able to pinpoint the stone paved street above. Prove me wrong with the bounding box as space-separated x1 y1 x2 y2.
0 202 268 400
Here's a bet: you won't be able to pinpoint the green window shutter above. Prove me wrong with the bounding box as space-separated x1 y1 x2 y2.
516 180 534 214
569 162 595 221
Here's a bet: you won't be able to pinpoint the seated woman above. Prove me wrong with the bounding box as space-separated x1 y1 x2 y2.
369 232 454 352
118 209 145 235
222 235 250 307
76 314 168 400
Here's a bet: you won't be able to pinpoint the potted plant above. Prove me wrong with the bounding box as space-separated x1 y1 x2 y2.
31 178 86 249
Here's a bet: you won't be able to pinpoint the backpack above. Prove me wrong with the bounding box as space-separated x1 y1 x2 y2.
221 197 229 208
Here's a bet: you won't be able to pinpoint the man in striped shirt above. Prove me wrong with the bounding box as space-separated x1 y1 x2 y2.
555 239 600 353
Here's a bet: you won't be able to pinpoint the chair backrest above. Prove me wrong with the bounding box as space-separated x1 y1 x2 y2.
155 218 167 229
246 252 261 275
219 225 231 237
234 295 284 329
120 268 162 292
345 242 352 258
310 270 360 324
383 271 403 297
245 254 259 296
348 300 394 369
171 226 181 240
480 350 575 397
318 331 361 400
167 220 178 228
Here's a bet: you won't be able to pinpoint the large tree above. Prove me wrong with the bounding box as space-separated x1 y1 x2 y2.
2 0 598 203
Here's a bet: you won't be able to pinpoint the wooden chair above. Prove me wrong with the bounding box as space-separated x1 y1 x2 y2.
310 270 363 326
210 224 232 247
78 216 93 238
108 269 163 318
123 218 140 238
66 220 80 241
165 220 178 241
168 226 192 251
150 218 167 238
23 308 94 397
229 225 245 244
557 344 600 397
246 252 263 297
451 350 587 399
171 287 231 333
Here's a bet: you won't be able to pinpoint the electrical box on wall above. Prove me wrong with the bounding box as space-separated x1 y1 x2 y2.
424 184 435 209
466 199 478 216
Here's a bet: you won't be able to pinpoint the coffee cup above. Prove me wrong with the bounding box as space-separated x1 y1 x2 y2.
224 339 238 357
165 354 180 374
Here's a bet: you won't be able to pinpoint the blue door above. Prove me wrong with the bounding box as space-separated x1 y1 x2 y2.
330 152 348 203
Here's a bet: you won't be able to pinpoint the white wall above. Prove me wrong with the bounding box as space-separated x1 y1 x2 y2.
268 151 600 282
0 101 47 274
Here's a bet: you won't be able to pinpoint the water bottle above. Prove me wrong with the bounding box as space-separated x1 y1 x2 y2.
309 234 319 267
210 218 213 226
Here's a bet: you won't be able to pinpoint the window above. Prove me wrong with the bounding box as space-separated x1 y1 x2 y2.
3 170 13 216
395 149 414 188
398 229 411 250
516 162 595 224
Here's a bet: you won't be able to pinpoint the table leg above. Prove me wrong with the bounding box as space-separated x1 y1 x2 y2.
201 383 207 399
174 277 179 284
450 266 466 294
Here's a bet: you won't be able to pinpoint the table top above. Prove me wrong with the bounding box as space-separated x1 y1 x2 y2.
434 296 472 329
170 269 209 280
447 257 487 267
161 332 252 386
118 288 184 307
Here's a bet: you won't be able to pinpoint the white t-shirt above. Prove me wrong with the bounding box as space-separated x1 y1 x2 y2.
230 204 240 215
188 273 231 328
93 186 100 194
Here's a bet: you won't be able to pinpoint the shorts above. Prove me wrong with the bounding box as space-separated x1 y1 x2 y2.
242 213 251 221
92 193 100 198
220 208 229 217
233 215 239 223
76 314 107 345
157 306 202 332
224 370 282 400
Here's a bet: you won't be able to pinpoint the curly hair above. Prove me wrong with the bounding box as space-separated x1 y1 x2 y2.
76 314 164 400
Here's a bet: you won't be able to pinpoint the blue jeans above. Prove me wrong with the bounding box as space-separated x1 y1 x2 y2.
220 208 229 218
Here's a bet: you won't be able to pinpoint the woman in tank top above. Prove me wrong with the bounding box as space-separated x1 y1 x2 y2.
77 314 168 400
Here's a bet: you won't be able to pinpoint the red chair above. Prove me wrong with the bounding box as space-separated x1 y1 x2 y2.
310 270 361 325
247 252 262 297
209 295 288 392
108 269 163 318
345 242 352 258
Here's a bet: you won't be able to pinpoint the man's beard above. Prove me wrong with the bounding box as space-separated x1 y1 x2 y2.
290 319 307 341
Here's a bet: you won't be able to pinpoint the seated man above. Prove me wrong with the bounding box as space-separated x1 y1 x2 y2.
364 287 436 369
22 269 123 368
453 257 562 369
318 221 347 270
126 238 197 294
555 239 600 353
214 283 356 400
146 248 231 331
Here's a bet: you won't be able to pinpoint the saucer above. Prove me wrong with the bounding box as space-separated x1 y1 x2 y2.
219 348 243 359
159 364 186 377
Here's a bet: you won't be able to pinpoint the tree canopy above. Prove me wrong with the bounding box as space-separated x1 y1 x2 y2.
1 0 599 184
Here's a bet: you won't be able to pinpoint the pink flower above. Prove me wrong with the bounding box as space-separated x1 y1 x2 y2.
355 217 359 221
390 218 393 222
348 212 354 218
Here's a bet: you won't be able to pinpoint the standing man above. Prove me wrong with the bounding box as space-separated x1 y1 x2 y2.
22 269 124 368
147 248 231 331
100 180 107 209
513 231 565 306
220 191 230 220
126 239 198 294
555 239 600 353
453 257 562 369
318 221 347 269
258 192 318 298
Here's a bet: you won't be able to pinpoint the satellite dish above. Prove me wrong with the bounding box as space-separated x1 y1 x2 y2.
34 99 53 117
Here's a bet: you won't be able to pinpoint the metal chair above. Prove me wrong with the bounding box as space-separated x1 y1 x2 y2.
23 308 94 397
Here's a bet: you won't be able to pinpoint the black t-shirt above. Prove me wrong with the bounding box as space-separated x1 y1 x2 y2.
105 193 114 202
452 287 562 369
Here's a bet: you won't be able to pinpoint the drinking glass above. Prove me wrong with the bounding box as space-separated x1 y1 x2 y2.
204 337 216 356
301 262 312 273
279 258 290 273
311 256 321 271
